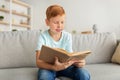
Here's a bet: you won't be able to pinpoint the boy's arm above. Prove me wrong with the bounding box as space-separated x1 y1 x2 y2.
36 50 77 71
36 50 55 70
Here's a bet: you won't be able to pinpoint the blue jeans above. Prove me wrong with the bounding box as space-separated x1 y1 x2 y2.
38 66 90 80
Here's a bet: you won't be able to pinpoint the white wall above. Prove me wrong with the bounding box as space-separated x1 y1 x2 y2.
0 0 30 31
22 0 120 39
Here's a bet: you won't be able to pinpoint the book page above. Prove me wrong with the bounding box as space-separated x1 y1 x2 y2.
39 45 70 64
39 45 91 64
70 51 91 56
70 51 91 60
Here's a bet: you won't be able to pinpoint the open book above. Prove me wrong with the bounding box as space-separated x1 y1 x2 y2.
39 45 91 64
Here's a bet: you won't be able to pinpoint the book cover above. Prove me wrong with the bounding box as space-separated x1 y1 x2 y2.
39 45 91 64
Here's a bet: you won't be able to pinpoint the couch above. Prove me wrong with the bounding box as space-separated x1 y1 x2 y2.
0 30 120 80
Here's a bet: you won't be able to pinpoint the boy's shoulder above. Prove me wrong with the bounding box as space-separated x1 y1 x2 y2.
40 30 48 35
62 30 71 35
62 30 72 38
38 30 49 39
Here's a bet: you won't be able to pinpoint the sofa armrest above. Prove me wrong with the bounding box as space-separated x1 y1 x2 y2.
117 39 120 45
117 39 120 42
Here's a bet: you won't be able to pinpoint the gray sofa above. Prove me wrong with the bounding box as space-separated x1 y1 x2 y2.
0 30 120 80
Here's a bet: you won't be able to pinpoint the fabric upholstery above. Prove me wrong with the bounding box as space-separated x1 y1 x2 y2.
0 68 38 80
0 30 40 68
72 33 117 64
85 63 120 80
0 30 119 80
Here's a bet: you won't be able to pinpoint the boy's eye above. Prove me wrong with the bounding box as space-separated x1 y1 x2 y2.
61 21 64 24
53 21 64 24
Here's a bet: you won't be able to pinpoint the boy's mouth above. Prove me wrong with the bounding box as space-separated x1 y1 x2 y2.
56 29 62 32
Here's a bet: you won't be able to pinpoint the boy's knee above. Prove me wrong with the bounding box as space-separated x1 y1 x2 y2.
38 69 55 80
75 68 90 80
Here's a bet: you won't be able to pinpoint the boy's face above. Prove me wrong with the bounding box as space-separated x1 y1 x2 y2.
46 15 65 34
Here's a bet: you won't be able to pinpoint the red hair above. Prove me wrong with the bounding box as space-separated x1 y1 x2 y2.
46 5 65 20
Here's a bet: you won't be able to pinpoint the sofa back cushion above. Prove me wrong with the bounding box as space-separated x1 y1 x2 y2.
0 31 117 68
0 30 40 69
72 33 117 64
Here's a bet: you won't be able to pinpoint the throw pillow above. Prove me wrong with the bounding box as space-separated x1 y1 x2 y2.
111 42 120 64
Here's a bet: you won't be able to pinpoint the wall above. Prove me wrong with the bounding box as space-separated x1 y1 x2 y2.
0 0 30 31
22 0 120 39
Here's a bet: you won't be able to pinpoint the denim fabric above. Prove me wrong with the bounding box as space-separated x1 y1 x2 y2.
38 66 90 80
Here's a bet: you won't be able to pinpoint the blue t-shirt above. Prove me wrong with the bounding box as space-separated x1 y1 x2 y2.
36 29 73 52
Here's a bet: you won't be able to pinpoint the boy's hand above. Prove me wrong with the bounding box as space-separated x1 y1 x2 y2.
73 59 86 68
53 57 77 71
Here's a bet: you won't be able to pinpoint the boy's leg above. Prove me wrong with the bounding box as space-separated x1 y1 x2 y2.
73 67 90 80
38 69 56 80
57 66 90 80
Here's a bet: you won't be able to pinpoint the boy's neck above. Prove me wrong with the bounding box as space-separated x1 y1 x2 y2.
48 29 62 41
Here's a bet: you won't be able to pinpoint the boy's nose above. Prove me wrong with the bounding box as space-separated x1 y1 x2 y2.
57 25 60 28
58 23 61 27
58 24 62 28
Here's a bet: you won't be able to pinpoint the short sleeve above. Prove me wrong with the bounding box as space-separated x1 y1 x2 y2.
36 34 45 51
65 33 73 53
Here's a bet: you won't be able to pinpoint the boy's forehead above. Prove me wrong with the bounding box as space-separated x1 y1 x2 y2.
50 15 65 20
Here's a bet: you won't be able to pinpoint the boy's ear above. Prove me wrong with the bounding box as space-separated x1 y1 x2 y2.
45 19 49 26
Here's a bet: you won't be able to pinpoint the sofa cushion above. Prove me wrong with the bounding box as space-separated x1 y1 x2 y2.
0 30 40 68
85 63 120 80
0 68 38 80
0 67 71 80
111 42 120 64
72 33 117 64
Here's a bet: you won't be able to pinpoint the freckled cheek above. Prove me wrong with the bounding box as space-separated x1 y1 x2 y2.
61 25 64 28
49 24 56 28
50 25 57 29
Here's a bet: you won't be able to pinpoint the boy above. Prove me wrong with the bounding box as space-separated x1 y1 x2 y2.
36 4 90 80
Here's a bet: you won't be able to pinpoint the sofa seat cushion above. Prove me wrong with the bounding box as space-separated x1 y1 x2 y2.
1 63 120 80
0 67 71 80
85 63 120 80
0 68 38 80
